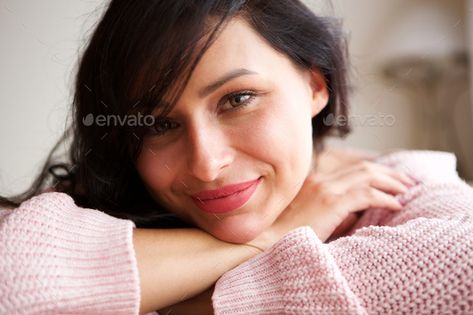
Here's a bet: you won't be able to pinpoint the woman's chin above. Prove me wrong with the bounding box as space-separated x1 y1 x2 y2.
203 214 269 244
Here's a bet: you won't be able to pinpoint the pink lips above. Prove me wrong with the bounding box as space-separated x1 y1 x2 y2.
191 177 262 214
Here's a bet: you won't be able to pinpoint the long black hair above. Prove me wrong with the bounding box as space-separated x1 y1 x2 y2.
0 0 351 228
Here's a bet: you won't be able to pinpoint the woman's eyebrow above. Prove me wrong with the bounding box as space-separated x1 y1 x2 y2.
198 68 258 98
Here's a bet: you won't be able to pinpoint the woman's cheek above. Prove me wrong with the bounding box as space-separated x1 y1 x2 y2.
239 105 286 150
137 147 175 195
138 155 190 219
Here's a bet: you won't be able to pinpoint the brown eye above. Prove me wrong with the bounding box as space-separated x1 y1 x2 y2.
220 91 256 112
230 94 251 107
152 118 179 136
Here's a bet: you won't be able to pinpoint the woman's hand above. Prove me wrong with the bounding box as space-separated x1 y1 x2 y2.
250 160 416 249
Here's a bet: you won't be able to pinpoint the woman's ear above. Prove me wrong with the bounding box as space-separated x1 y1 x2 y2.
308 69 329 118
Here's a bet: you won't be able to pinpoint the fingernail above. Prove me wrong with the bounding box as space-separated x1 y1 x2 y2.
396 200 403 209
402 173 416 186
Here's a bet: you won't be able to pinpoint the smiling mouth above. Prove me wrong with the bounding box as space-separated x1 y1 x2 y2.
191 177 262 214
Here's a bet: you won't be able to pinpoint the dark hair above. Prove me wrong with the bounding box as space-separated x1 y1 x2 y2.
0 0 351 228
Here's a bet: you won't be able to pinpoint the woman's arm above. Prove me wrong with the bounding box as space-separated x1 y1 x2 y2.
0 147 412 314
214 182 473 314
156 151 412 314
0 192 270 315
0 192 142 314
157 285 215 315
211 150 473 314
133 228 262 314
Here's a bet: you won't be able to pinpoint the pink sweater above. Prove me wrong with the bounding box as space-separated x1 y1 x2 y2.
1 150 473 314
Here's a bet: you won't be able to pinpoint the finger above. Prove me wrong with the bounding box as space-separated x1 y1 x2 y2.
370 164 416 187
336 161 416 187
345 187 403 212
327 166 410 196
368 172 409 196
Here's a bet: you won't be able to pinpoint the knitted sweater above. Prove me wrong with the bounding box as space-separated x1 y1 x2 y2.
0 150 472 314
212 150 473 314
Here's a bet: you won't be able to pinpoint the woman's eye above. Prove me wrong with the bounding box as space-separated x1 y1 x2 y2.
220 91 256 112
151 118 179 136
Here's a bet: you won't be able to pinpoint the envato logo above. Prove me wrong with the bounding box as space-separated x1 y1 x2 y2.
82 113 155 127
323 113 396 127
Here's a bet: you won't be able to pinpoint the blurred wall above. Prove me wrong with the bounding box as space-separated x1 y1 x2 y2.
469 0 473 135
308 0 472 180
311 0 466 148
0 1 104 195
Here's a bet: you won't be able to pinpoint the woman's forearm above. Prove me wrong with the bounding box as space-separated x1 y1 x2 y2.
158 285 215 315
132 228 263 314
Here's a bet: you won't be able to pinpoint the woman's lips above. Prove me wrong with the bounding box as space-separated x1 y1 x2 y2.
191 177 262 214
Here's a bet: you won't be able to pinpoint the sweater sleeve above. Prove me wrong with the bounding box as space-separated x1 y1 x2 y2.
0 192 144 314
212 150 473 314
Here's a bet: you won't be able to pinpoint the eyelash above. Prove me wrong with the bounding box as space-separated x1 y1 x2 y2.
149 90 258 137
219 90 257 112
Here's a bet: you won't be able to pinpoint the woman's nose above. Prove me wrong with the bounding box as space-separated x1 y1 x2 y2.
186 123 234 182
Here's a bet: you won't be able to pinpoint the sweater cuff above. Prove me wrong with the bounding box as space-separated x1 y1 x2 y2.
212 226 366 314
1 192 140 314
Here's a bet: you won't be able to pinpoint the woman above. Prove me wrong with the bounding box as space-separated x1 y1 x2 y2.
1 0 472 314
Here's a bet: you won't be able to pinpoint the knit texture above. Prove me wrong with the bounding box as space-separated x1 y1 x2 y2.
1 150 472 314
0 192 143 314
212 150 473 314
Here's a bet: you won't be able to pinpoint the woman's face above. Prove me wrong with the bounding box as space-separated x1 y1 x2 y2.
136 17 328 243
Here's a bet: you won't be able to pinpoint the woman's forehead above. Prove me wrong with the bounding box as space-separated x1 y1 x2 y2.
184 18 296 92
192 18 282 75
